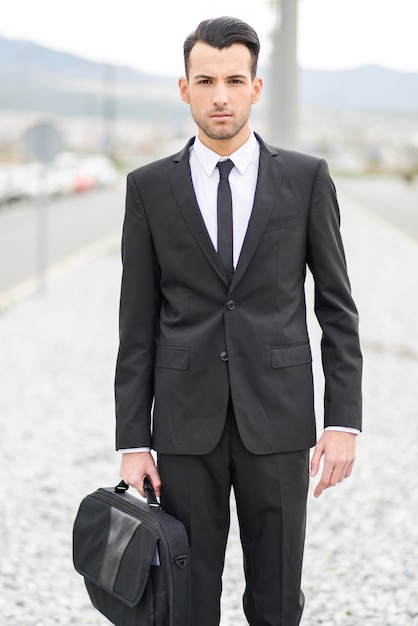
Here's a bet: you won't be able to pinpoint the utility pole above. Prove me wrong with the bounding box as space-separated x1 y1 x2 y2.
268 0 299 148
99 62 116 156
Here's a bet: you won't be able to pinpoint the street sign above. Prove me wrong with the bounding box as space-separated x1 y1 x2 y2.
23 122 63 164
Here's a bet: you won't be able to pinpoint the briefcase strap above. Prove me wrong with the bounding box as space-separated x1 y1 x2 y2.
114 478 161 509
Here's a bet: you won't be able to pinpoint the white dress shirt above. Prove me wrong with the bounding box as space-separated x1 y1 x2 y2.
189 132 260 269
120 132 358 453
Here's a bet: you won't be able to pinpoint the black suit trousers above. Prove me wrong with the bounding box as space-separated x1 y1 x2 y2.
158 403 309 626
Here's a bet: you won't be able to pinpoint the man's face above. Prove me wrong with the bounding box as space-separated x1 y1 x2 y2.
179 42 262 153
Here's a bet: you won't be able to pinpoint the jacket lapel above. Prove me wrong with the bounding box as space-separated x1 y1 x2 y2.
231 136 285 291
168 135 285 290
168 138 229 286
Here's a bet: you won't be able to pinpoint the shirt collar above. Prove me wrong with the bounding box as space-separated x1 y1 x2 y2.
191 132 259 176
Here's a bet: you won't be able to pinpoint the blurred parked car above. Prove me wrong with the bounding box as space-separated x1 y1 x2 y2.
0 164 28 204
74 155 119 189
0 152 119 206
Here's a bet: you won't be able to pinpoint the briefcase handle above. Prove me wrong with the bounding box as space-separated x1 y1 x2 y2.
115 478 161 509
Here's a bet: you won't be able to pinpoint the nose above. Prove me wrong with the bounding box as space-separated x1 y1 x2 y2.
212 83 229 107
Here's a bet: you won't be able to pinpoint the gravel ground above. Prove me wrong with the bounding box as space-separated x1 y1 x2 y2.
1 190 418 625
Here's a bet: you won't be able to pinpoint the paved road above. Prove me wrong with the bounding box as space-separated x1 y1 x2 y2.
0 182 125 298
335 175 418 242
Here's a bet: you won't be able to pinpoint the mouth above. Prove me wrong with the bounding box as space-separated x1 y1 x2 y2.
210 112 232 121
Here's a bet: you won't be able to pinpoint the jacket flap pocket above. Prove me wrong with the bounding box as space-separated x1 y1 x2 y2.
73 494 159 607
271 344 312 369
155 345 190 370
264 215 301 232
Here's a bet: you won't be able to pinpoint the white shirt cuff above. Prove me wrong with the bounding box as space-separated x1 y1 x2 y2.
324 426 360 435
118 447 151 453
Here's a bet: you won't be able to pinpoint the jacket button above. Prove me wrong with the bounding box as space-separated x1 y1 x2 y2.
226 300 236 310
220 351 228 362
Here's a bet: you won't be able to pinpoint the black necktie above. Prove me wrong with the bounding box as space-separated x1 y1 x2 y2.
216 159 234 282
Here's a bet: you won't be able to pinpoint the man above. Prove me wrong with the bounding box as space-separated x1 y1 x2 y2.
115 16 362 626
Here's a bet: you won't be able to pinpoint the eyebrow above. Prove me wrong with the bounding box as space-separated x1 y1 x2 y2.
192 73 249 81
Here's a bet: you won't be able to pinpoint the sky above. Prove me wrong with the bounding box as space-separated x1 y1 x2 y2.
1 0 417 76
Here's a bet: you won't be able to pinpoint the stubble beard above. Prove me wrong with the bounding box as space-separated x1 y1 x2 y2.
191 108 250 142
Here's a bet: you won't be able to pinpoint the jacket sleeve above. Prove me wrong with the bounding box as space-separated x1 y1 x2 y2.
306 159 363 431
114 172 162 449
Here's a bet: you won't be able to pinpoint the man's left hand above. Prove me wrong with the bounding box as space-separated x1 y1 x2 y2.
310 431 357 498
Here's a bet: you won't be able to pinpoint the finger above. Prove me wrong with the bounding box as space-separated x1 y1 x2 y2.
313 464 334 498
315 459 353 496
124 476 146 498
137 482 147 498
120 471 148 497
345 461 354 479
313 479 326 498
337 459 355 483
137 473 161 498
148 470 162 497
310 445 324 477
121 472 146 496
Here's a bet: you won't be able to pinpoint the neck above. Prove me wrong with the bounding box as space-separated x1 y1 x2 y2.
198 126 251 157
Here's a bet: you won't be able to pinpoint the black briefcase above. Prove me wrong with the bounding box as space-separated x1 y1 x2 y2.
73 478 191 626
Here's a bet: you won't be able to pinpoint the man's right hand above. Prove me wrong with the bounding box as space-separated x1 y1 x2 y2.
120 451 161 498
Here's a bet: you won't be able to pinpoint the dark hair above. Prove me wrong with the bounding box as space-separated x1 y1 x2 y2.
183 16 260 79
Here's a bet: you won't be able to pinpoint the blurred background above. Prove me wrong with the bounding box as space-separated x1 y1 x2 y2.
0 0 417 303
1 0 418 172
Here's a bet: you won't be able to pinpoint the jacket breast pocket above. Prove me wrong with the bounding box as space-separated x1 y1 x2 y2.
270 343 312 368
264 215 301 233
155 346 190 370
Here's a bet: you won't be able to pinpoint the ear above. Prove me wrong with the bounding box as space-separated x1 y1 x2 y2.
251 77 263 104
178 77 190 104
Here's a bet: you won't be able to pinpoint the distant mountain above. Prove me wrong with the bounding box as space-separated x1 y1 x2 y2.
0 35 168 85
0 35 186 123
1 35 417 119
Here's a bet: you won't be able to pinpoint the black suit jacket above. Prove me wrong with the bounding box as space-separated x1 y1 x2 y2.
115 134 362 455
